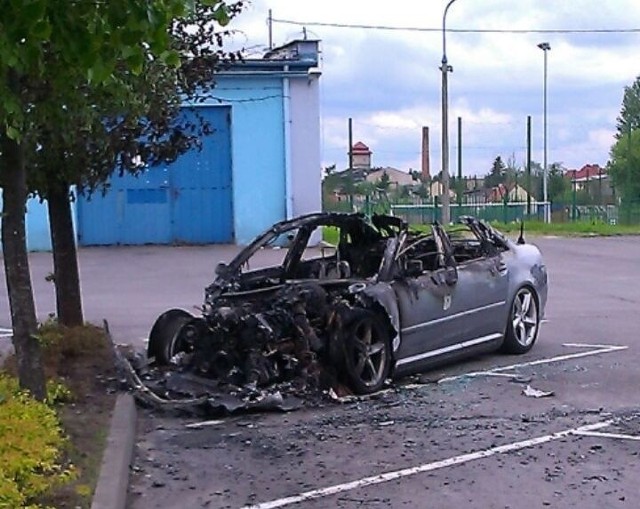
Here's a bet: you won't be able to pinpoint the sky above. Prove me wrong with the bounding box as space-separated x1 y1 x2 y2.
225 0 640 177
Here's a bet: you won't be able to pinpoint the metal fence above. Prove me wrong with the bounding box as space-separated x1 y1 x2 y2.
388 202 549 225
551 202 640 225
323 198 549 225
323 193 640 226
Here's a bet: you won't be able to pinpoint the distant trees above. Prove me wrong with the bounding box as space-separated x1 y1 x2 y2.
483 155 570 203
609 76 640 204
484 156 507 189
615 76 640 139
608 129 640 203
548 163 568 203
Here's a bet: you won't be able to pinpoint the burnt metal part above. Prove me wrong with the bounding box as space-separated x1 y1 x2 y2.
133 212 547 414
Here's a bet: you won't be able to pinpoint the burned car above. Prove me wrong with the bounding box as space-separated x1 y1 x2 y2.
147 213 547 396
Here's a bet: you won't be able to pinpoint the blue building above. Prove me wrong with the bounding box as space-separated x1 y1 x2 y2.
0 193 54 251
8 39 322 249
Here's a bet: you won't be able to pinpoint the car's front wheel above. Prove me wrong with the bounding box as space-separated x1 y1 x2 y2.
502 286 540 354
147 309 194 364
343 310 392 394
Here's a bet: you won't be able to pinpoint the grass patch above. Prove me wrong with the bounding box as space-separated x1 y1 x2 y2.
322 226 339 245
485 220 640 237
322 219 640 245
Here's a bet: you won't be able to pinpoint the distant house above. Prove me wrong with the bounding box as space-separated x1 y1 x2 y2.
464 182 532 204
351 141 372 169
565 164 615 204
565 164 606 190
324 142 418 202
429 180 456 200
366 167 416 187
488 183 532 203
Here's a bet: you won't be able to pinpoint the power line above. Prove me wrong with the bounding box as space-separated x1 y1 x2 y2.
273 17 640 35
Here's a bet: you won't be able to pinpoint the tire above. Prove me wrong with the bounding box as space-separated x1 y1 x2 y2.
342 310 392 394
147 309 193 364
501 286 540 354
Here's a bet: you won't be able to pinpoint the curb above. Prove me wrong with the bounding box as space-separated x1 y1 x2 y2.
91 393 137 509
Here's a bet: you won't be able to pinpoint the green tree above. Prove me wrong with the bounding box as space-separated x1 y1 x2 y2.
484 156 506 189
0 0 222 399
615 76 640 139
376 171 391 192
608 128 640 203
548 163 568 203
27 2 242 328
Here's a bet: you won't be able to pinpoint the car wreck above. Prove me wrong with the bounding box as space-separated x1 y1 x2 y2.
126 212 547 413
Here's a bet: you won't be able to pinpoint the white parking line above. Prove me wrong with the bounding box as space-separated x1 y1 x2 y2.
573 430 640 442
438 343 628 384
240 421 613 509
482 372 517 378
185 419 224 429
0 328 12 339
563 342 623 349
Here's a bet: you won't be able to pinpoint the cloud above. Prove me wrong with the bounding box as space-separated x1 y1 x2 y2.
230 0 640 176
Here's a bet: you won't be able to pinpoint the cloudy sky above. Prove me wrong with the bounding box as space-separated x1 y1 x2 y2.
227 0 640 177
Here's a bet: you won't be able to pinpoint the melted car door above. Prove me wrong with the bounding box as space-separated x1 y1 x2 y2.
393 223 507 372
393 224 467 368
458 217 510 336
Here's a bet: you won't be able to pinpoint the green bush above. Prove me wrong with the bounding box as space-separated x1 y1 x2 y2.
0 375 75 508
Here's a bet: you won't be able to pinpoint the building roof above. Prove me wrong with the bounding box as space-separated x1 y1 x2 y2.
466 182 530 203
352 141 371 154
365 167 415 185
566 164 607 182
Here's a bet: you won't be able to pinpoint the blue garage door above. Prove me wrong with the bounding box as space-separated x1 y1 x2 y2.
77 106 233 245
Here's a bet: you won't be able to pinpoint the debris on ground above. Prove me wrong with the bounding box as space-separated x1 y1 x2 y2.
522 384 555 398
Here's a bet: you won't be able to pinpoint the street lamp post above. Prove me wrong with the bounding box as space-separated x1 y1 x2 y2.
537 42 551 223
440 0 458 225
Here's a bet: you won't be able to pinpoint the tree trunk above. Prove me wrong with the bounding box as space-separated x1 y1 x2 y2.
47 180 84 326
0 132 47 401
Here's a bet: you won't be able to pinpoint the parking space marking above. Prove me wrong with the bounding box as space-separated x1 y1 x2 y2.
482 372 517 378
240 421 613 509
438 343 628 384
563 342 623 349
573 430 640 442
185 419 224 429
0 328 12 339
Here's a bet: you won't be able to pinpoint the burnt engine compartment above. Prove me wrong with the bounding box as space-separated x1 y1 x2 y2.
171 280 373 391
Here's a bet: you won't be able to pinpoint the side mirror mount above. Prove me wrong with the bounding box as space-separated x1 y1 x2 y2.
215 262 229 277
405 259 424 278
444 266 458 286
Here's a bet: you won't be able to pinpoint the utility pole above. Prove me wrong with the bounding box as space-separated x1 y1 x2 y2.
440 0 458 225
457 116 463 210
537 42 551 222
348 118 354 210
268 9 273 49
527 115 532 216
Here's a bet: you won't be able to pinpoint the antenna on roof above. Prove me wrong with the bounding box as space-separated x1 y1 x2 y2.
517 221 526 245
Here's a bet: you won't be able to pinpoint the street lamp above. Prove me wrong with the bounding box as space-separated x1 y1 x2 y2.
537 41 551 223
440 0 458 225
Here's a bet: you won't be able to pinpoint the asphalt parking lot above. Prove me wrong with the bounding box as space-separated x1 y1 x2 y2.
2 235 640 508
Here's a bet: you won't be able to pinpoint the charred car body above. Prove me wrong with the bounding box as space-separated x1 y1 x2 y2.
148 213 548 395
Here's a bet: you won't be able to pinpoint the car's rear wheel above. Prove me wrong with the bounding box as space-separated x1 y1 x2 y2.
147 309 193 364
502 286 540 354
343 310 391 394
